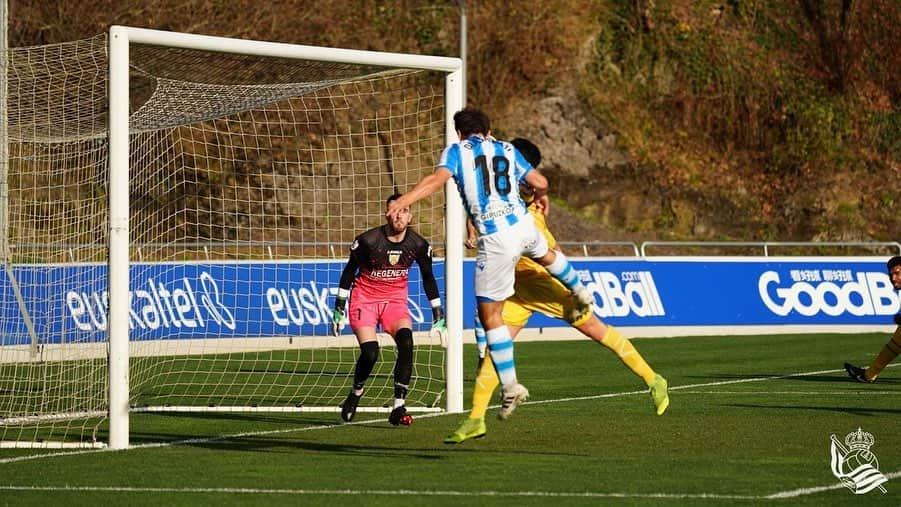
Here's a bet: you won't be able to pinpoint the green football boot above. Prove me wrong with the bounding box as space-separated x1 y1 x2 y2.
649 374 670 415
443 417 487 444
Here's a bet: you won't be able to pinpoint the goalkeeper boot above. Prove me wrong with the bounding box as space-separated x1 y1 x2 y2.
497 383 529 420
388 405 413 426
340 390 362 422
444 417 487 444
649 374 670 415
844 363 875 384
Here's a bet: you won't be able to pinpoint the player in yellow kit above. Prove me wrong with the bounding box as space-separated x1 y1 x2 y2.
844 255 901 383
445 138 669 444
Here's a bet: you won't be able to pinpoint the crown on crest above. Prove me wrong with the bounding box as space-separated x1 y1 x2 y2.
845 428 875 451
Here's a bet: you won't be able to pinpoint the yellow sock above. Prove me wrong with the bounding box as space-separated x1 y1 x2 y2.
600 326 656 386
469 356 500 420
865 327 901 380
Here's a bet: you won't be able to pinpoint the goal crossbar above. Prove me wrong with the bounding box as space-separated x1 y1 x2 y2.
106 26 466 450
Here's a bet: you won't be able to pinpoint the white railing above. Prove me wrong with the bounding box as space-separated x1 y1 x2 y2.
8 240 901 262
639 241 901 257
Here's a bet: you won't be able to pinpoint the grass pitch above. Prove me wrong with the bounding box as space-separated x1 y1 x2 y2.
1 332 898 506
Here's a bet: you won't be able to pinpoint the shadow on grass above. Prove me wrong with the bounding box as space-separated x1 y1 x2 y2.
127 411 589 459
725 403 901 416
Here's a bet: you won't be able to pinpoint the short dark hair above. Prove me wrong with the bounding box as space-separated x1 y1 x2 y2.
888 256 901 272
386 193 402 206
453 107 490 137
511 138 541 168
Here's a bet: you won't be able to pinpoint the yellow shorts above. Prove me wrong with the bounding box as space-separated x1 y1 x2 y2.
502 272 593 328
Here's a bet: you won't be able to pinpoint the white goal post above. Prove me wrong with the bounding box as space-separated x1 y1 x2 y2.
0 27 464 450
107 27 465 450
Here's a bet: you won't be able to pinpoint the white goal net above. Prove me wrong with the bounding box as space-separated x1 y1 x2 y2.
0 28 463 449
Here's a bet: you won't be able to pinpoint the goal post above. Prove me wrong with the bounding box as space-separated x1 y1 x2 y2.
1 27 464 450
107 27 464 450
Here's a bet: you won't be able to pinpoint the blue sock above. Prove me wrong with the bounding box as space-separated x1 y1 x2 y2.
486 326 517 388
545 251 584 292
474 315 487 359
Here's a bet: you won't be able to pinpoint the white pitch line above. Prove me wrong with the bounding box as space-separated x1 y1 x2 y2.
1 364 898 500
0 475 898 501
2 363 897 466
522 363 900 407
765 470 901 498
671 390 901 395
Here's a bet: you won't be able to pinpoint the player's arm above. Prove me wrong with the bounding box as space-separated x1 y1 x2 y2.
465 218 478 249
523 168 549 209
332 243 361 335
387 168 453 219
415 240 446 336
335 254 357 309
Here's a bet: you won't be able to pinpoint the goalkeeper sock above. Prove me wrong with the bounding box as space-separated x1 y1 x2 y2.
866 327 901 380
545 251 586 294
393 386 408 409
486 326 518 389
353 341 380 394
600 326 656 386
470 354 499 420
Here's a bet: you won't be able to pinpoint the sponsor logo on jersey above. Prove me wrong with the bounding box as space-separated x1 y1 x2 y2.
368 268 410 279
479 203 516 222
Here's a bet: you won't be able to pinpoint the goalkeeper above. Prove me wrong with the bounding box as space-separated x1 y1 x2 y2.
844 255 901 383
445 138 670 444
332 193 446 426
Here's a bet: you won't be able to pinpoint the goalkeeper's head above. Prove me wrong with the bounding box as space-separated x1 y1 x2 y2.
511 138 542 205
385 193 411 234
889 255 901 290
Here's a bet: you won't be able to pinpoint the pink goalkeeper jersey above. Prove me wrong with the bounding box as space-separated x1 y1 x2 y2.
339 225 438 304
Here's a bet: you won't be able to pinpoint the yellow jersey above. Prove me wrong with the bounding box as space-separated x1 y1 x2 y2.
515 203 557 279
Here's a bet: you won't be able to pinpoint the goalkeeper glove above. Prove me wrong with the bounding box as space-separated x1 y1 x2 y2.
331 297 347 337
429 305 446 340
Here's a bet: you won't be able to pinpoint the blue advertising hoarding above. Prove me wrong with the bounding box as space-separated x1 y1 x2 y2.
0 257 898 345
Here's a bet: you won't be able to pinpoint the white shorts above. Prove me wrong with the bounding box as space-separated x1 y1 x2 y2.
474 214 550 302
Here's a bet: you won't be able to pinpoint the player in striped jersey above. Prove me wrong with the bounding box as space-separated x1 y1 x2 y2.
844 255 901 383
332 193 446 426
444 138 669 444
387 107 595 419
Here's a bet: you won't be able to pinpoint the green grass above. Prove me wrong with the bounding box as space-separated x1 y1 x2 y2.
1 332 899 506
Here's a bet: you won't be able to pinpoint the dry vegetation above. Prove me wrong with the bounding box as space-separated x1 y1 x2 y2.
8 0 899 242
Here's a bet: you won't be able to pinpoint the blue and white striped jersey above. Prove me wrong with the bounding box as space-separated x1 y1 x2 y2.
438 135 534 236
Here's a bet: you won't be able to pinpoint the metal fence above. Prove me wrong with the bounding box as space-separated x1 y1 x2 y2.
7 240 901 263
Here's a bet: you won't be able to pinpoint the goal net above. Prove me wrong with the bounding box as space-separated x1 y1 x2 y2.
0 28 463 449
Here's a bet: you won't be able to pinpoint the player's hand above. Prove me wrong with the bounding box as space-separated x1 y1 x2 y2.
535 194 550 216
331 308 346 337
894 314 901 326
429 317 447 341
